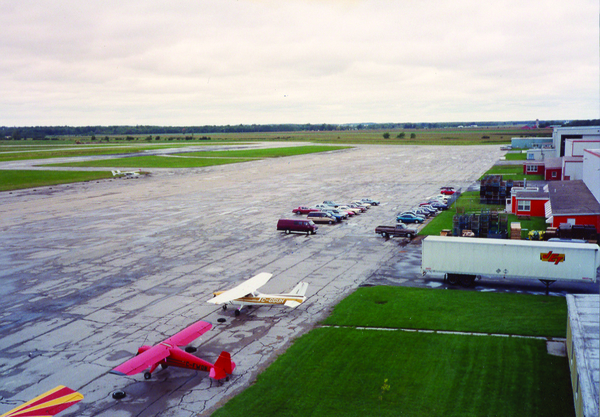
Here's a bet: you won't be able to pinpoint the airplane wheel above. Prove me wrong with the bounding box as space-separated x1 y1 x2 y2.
222 305 227 311
185 346 197 353
112 390 126 400
144 372 152 380
285 229 290 234
161 364 169 369
226 376 230 382
234 310 240 317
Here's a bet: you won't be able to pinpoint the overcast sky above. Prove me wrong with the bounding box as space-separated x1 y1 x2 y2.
1 0 598 126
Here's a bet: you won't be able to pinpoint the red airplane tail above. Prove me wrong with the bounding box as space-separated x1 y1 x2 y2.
210 351 236 380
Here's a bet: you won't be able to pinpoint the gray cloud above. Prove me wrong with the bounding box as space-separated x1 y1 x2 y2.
0 0 597 125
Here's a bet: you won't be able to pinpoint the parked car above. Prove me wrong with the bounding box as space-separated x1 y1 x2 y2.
322 210 345 222
292 206 320 215
397 213 425 223
314 203 334 210
375 223 418 239
323 209 348 220
422 200 448 210
412 207 433 217
360 198 380 206
400 210 427 219
347 203 367 212
440 187 455 195
427 200 448 210
307 211 339 224
352 201 371 208
322 201 341 207
277 219 318 235
336 206 356 216
417 205 438 215
338 205 361 215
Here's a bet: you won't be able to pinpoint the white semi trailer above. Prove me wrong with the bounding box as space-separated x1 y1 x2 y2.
421 236 600 288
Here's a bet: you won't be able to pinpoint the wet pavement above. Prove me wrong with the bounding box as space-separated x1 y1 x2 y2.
0 143 596 416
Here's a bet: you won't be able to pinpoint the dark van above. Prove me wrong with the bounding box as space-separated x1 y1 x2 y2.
277 219 318 235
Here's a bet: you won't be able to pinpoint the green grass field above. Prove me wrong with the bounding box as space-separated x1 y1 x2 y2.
1 127 550 146
503 152 527 161
0 142 241 163
1 146 350 190
213 287 573 417
419 191 506 236
43 146 351 169
481 164 544 181
322 286 566 337
0 170 114 191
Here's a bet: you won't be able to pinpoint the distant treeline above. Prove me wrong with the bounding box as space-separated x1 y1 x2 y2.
1 120 598 140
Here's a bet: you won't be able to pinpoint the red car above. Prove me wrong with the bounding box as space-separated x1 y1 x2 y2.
440 187 455 195
292 206 320 215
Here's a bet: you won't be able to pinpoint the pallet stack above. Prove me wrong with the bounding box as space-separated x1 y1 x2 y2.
510 222 521 239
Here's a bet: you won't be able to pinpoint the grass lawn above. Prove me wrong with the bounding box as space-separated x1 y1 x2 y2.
183 145 351 158
0 142 243 162
507 215 550 239
322 286 566 337
214 288 573 417
481 165 543 181
44 146 351 169
503 152 527 160
420 191 505 236
0 170 113 191
45 155 251 169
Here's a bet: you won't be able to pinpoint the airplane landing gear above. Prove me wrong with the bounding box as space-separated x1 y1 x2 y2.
144 372 152 380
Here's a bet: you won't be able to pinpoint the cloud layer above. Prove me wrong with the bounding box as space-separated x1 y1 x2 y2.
1 0 597 125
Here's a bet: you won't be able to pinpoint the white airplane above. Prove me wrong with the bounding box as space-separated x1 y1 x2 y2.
208 272 308 316
111 169 141 178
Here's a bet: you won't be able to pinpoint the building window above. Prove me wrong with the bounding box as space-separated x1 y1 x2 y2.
517 200 531 212
551 171 557 178
526 165 537 173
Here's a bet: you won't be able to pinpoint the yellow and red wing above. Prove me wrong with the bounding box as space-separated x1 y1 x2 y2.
0 385 83 417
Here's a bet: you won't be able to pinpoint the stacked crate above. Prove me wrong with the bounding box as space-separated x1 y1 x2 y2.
479 175 523 205
510 222 522 239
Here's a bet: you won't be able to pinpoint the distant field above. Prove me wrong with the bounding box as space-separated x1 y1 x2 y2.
0 170 113 191
45 146 351 169
0 146 350 190
0 127 552 146
213 287 573 417
0 142 242 163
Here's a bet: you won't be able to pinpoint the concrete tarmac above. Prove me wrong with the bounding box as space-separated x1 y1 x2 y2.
0 143 586 417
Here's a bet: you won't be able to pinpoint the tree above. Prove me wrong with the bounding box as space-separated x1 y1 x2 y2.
382 132 390 139
410 133 416 139
396 132 405 139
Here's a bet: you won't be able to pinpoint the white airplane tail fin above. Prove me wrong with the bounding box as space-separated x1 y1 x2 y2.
289 281 308 296
283 282 308 308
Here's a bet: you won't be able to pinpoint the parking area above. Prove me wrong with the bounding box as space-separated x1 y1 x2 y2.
0 143 562 416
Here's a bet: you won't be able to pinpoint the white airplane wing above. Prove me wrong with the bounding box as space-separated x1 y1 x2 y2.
208 272 273 304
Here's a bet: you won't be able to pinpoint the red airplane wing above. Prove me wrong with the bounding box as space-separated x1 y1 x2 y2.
0 385 83 417
110 343 171 376
165 320 212 347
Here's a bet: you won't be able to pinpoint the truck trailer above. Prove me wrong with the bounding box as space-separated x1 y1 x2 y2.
421 236 600 288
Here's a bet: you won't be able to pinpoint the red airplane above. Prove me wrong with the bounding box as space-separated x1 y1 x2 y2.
0 385 83 417
110 320 235 381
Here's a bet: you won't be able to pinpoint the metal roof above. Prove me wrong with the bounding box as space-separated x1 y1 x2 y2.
566 294 599 417
547 181 600 216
